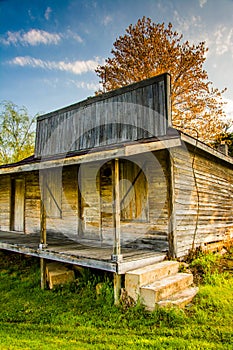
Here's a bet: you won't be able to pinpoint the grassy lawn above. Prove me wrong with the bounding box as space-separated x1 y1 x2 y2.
0 249 232 349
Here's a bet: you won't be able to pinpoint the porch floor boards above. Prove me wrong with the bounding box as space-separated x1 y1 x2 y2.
0 231 166 273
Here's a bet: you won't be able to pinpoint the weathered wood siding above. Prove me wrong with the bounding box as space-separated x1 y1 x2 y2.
45 166 79 235
35 74 171 157
12 179 25 231
172 145 233 257
25 171 41 234
77 153 170 248
0 175 11 231
78 162 101 239
148 150 169 235
21 167 79 236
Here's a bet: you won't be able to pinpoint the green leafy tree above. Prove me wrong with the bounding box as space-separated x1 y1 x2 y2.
0 101 36 165
96 17 227 144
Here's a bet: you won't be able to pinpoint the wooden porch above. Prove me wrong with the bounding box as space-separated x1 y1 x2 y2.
0 231 166 274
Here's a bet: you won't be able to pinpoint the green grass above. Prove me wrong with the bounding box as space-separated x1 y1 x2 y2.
0 249 233 349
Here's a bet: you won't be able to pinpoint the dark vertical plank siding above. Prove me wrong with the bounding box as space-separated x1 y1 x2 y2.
172 146 233 257
35 75 170 157
0 175 11 231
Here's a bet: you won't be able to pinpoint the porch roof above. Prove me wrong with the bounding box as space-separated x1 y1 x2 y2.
0 132 181 175
1 129 232 176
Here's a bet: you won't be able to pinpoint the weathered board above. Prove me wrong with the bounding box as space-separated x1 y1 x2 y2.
12 179 25 231
0 175 11 231
25 171 41 234
35 74 171 157
172 144 233 257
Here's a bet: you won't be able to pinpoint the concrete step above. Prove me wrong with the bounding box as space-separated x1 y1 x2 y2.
140 273 193 309
157 286 199 309
125 260 179 300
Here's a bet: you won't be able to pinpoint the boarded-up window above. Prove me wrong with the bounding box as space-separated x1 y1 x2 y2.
43 169 62 218
99 160 148 223
120 160 148 222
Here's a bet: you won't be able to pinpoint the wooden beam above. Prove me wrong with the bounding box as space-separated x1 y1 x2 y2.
2 133 233 176
167 149 177 258
40 177 47 248
165 73 172 127
77 164 83 237
112 158 121 259
113 273 122 305
124 138 181 156
40 172 47 290
0 137 182 175
40 257 46 290
112 159 122 305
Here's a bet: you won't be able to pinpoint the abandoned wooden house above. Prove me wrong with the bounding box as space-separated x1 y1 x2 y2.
0 73 233 308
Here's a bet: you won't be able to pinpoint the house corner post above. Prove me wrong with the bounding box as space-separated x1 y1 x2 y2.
168 149 177 259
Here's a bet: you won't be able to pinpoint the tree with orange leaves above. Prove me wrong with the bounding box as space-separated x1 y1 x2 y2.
96 17 227 144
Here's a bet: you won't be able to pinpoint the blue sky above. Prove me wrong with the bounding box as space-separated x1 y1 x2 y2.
1 0 233 127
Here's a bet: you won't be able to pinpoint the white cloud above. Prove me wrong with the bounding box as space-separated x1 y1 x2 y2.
42 78 100 92
68 79 101 91
1 29 61 46
199 0 207 8
102 15 112 26
214 25 233 56
1 28 84 46
23 29 60 45
9 56 101 75
28 10 35 21
65 29 83 43
45 7 52 21
173 11 203 36
224 97 233 118
42 78 60 88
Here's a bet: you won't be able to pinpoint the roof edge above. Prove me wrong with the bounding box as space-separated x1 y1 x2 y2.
180 132 233 166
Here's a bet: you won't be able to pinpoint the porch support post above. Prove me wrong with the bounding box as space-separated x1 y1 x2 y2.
113 273 122 305
111 158 122 304
40 257 46 290
112 158 122 260
40 196 47 247
40 172 47 289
